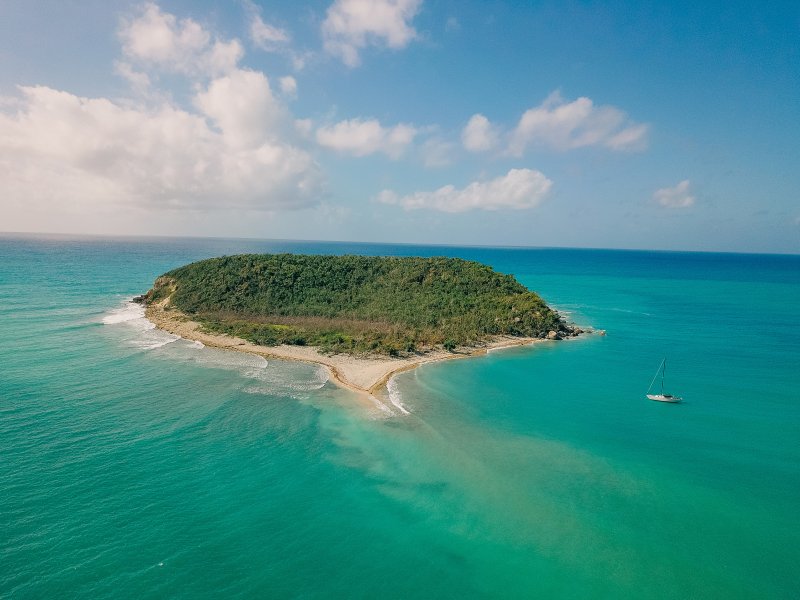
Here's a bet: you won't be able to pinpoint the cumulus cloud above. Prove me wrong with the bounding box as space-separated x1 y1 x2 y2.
316 118 417 158
193 69 285 148
654 180 694 208
322 0 423 67
0 4 322 215
508 92 648 154
119 2 243 76
0 83 320 211
461 113 498 152
377 168 553 212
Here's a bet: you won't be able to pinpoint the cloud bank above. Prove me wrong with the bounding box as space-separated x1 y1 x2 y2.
378 168 553 212
0 3 320 214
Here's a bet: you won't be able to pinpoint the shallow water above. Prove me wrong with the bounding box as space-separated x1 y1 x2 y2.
1 234 798 598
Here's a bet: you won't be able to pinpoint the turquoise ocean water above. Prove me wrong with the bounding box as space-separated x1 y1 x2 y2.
1 234 798 599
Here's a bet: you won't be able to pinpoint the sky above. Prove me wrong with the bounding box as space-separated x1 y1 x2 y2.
0 0 798 253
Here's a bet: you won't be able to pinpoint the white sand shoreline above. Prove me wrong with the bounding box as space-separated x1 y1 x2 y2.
144 301 549 400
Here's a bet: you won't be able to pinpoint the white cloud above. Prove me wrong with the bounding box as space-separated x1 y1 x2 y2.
115 61 151 95
316 118 417 158
250 15 290 51
378 168 553 212
3 2 334 228
194 69 285 149
462 113 498 152
654 180 694 208
1 3 321 215
279 76 298 98
243 0 308 72
0 83 320 212
508 92 648 154
206 40 245 75
119 2 243 76
322 0 423 67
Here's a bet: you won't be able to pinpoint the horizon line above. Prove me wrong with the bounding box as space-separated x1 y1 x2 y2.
0 230 797 257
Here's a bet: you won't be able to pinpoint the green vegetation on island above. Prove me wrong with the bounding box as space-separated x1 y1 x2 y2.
142 254 578 356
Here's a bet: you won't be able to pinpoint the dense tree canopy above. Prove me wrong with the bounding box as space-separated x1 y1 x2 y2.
147 254 573 355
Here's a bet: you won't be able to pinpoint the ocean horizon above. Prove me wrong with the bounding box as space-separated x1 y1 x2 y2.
2 233 799 598
6 230 798 256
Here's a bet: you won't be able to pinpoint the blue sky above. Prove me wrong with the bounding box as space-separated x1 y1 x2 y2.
0 0 797 252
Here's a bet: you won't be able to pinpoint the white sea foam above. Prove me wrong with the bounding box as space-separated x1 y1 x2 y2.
374 402 394 416
103 300 176 349
185 348 268 372
104 300 331 398
131 333 179 350
241 363 329 398
386 376 410 415
102 302 145 325
168 344 328 398
365 394 394 418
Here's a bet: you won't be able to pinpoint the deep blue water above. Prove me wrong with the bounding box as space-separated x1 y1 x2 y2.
1 234 798 598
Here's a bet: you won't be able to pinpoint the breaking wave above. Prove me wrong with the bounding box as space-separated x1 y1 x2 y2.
103 300 179 350
386 376 410 415
102 302 146 325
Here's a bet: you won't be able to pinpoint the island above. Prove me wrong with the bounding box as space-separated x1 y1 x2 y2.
138 254 582 398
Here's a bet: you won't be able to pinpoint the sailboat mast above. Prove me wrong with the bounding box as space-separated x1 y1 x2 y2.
647 358 666 395
661 358 666 395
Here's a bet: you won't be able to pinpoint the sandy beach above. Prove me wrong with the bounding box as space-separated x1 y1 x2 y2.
145 301 546 398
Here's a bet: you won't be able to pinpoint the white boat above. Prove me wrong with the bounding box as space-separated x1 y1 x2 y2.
646 358 682 403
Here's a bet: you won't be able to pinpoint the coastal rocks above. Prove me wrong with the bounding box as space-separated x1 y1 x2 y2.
545 325 587 339
136 276 177 306
566 326 605 336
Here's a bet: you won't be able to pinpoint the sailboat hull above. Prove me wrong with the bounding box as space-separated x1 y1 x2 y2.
647 394 682 403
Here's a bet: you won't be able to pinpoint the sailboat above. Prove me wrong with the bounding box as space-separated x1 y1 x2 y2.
646 358 682 403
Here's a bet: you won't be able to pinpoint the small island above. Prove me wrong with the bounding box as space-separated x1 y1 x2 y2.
138 254 582 397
